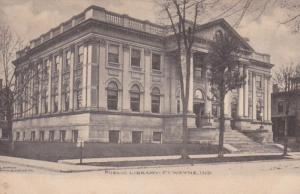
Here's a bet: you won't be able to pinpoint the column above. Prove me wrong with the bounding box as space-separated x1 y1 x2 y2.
267 77 272 121
224 91 231 117
243 66 249 117
204 66 212 116
57 51 63 112
263 75 268 121
122 44 130 111
98 39 107 110
237 66 244 117
144 49 151 112
252 73 257 120
188 54 194 113
69 46 75 110
82 44 88 108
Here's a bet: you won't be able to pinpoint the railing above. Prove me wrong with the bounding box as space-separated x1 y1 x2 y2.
106 12 123 25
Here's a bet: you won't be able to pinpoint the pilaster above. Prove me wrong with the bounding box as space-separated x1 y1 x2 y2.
144 48 151 112
267 77 272 121
98 39 107 110
122 44 130 111
237 65 244 117
69 46 75 110
252 72 257 120
57 51 63 112
82 44 88 108
264 75 268 121
243 65 249 117
47 57 52 113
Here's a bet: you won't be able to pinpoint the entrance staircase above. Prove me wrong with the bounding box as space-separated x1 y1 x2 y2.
223 129 282 153
189 127 283 153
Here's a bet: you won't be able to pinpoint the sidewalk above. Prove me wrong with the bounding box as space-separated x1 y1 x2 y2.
1 152 300 173
0 156 108 173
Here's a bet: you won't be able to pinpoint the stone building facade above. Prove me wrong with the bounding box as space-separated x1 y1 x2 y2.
13 6 273 144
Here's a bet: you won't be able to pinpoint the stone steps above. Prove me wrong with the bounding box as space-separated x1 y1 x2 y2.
189 128 282 153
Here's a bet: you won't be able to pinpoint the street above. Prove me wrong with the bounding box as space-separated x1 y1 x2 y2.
0 158 300 194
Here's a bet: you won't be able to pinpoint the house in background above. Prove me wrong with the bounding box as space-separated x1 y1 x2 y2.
12 5 274 145
0 79 8 139
272 78 300 143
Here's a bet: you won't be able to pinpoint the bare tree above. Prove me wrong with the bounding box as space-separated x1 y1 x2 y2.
0 24 41 147
206 33 246 157
157 0 213 158
273 62 300 92
213 0 300 31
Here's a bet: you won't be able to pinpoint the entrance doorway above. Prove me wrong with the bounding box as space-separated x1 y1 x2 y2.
193 103 205 128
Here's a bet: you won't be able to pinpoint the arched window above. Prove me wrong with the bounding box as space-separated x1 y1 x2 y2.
130 85 140 112
74 79 82 110
194 89 204 100
107 81 118 110
151 88 160 113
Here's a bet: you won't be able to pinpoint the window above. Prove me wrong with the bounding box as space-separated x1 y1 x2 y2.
177 100 181 113
153 132 162 143
130 85 140 112
107 82 118 110
132 131 142 144
212 104 218 118
278 102 284 114
256 101 263 121
16 132 20 141
78 46 84 64
49 130 55 142
65 51 71 72
131 49 141 68
256 75 262 89
52 87 58 113
63 92 69 112
108 44 119 64
53 56 60 75
109 130 120 143
215 30 223 41
152 53 161 71
60 130 66 142
74 79 82 110
30 131 36 141
151 88 160 113
39 131 44 142
72 130 79 143
22 131 26 141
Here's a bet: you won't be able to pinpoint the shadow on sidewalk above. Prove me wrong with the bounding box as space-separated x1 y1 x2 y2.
82 155 290 167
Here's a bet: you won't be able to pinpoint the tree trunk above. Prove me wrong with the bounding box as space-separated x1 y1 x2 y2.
181 100 189 159
218 94 225 158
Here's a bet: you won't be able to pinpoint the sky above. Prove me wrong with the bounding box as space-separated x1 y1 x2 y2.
1 0 300 72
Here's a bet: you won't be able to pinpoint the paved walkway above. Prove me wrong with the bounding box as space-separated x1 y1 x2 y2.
1 152 300 173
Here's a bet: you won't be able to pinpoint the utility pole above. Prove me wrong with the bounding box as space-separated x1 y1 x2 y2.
283 101 289 156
